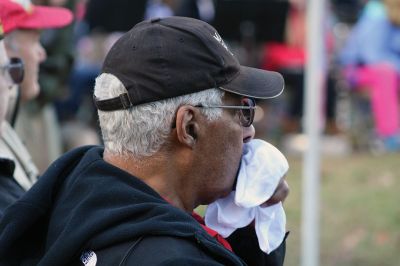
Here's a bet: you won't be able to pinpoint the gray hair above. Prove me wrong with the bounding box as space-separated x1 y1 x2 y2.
94 73 224 157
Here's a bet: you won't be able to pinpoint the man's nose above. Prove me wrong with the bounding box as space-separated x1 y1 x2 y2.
242 125 255 143
38 44 47 63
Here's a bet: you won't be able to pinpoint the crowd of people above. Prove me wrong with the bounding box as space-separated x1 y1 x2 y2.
0 0 399 265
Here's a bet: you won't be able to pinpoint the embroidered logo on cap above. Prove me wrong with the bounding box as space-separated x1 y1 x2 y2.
213 32 233 56
80 251 97 266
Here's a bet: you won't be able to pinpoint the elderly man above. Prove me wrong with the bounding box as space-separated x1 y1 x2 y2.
0 17 289 265
0 20 26 217
0 0 73 191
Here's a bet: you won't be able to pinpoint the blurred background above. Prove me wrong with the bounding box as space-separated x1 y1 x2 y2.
18 0 400 265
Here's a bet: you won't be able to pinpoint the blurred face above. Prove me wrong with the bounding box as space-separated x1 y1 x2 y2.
194 93 256 204
5 30 46 101
0 40 13 135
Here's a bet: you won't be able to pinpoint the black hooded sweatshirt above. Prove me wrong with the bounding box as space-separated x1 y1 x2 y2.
0 146 286 266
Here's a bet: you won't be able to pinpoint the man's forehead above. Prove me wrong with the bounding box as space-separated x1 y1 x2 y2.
8 28 41 42
14 28 41 35
223 91 244 103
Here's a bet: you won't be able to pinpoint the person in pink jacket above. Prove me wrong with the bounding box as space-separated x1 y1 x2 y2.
340 0 400 151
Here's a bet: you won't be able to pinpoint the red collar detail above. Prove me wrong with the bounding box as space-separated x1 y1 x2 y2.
191 212 233 252
160 197 233 252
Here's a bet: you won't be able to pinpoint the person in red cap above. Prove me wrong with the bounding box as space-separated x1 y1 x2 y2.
0 18 26 216
0 0 73 101
0 0 73 210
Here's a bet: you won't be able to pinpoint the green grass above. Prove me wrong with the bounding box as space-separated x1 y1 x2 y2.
285 153 400 266
195 152 400 265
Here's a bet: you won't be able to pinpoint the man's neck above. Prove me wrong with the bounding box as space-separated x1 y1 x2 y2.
103 149 196 212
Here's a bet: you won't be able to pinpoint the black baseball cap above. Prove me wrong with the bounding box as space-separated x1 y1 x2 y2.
95 16 284 111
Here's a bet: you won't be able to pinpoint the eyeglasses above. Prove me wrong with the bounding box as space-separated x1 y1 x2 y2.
1 57 24 85
196 97 256 127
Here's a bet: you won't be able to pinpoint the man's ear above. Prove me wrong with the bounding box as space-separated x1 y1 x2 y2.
175 106 199 148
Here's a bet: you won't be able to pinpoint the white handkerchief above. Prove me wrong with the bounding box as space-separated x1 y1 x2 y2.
235 140 289 208
205 139 289 253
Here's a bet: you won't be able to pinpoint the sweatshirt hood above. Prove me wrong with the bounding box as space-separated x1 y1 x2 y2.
0 146 238 265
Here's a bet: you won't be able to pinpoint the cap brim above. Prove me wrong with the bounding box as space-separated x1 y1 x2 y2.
18 6 73 30
220 66 284 99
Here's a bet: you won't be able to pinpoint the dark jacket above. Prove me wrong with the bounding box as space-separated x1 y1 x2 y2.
0 146 286 265
0 158 25 218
